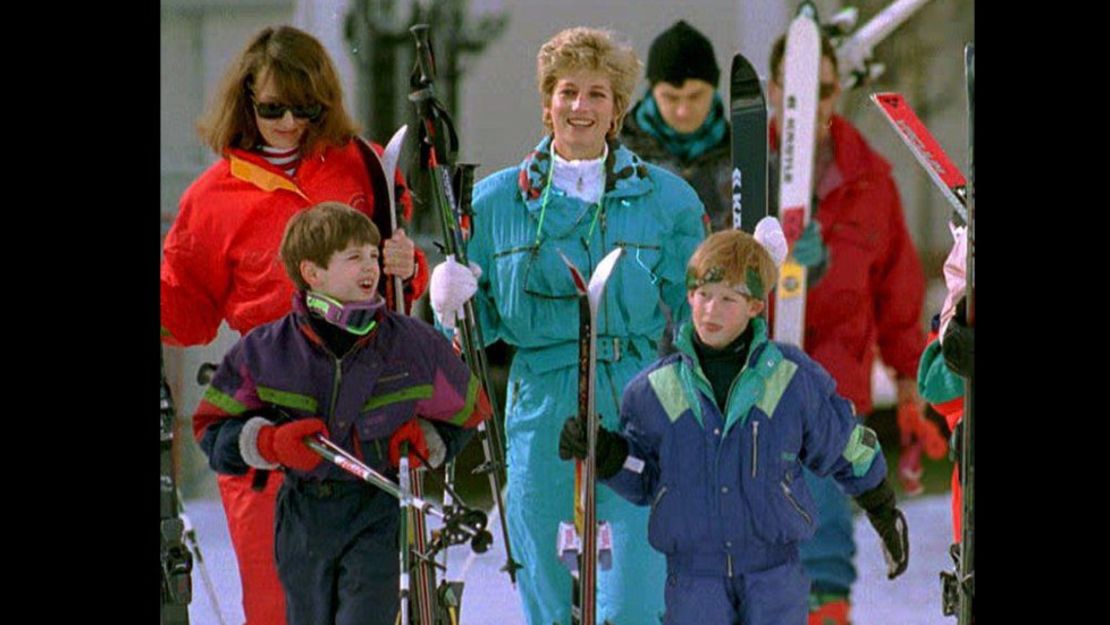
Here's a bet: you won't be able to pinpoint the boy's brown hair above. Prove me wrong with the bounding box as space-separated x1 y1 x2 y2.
280 202 381 290
685 230 778 300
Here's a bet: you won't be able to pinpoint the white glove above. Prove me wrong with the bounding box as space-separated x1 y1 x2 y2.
429 254 481 329
754 216 788 267
939 224 968 343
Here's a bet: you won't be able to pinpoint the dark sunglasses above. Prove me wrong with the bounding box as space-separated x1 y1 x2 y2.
253 100 324 121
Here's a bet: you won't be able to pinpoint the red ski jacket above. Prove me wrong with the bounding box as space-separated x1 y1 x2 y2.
161 140 428 346
771 115 925 415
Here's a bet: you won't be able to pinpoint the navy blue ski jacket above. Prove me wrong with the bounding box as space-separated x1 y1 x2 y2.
604 317 886 574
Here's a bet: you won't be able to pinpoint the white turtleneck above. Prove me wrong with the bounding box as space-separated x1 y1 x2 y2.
551 144 607 203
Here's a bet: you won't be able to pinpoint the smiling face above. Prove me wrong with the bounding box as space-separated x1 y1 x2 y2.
301 241 381 304
545 69 616 160
251 72 313 150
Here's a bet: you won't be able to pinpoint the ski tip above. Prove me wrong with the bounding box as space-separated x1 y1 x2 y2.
870 92 904 109
586 248 624 309
796 1 819 21
593 247 623 283
389 124 409 145
383 125 409 166
558 250 588 295
730 52 759 82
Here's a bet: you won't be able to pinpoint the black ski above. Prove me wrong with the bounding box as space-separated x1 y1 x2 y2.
729 51 768 234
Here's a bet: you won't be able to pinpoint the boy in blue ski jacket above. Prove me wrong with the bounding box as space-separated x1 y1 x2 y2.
194 202 490 625
559 220 908 625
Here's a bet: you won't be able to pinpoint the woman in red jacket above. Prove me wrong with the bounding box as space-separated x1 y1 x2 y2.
160 25 428 625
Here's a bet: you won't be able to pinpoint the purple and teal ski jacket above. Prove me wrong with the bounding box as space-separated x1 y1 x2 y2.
194 293 489 481
604 317 886 575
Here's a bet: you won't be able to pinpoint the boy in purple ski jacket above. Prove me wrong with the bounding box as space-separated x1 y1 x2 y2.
194 201 490 625
559 219 908 625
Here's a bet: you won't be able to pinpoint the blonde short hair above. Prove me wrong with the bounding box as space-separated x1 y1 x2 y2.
536 26 642 138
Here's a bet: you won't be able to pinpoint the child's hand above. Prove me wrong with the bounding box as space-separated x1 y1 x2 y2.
245 417 328 472
557 417 588 461
871 505 910 580
558 417 629 479
855 479 910 580
389 419 446 469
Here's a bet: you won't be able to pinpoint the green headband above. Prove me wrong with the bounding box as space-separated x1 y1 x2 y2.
686 265 764 299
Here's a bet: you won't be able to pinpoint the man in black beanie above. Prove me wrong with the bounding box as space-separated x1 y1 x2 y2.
622 20 732 231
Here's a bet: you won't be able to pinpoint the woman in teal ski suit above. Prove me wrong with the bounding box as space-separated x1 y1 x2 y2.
428 26 708 625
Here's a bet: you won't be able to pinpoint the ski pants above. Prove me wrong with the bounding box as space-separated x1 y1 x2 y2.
505 348 667 625
797 468 856 597
217 470 287 625
661 551 809 625
274 476 399 625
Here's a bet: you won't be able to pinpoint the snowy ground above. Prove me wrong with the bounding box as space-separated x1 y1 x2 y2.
182 492 957 625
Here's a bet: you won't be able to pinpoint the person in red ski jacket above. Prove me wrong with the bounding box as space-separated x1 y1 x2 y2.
767 33 926 625
160 25 427 625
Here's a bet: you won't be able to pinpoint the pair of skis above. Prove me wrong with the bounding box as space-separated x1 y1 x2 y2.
729 2 819 346
731 0 937 337
404 21 521 625
360 124 448 625
556 249 623 625
359 23 519 621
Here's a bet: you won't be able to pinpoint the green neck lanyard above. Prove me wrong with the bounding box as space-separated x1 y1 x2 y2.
533 143 606 247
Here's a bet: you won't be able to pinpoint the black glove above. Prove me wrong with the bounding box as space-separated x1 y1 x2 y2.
942 296 973 377
558 416 629 480
855 479 910 579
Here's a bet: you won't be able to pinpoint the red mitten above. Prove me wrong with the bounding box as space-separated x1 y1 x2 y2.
257 418 328 471
389 419 430 469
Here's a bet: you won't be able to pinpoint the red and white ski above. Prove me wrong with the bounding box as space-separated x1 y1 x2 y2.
557 247 622 625
870 92 968 225
773 2 821 348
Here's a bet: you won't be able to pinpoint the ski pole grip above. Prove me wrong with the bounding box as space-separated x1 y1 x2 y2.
453 163 478 218
410 25 436 85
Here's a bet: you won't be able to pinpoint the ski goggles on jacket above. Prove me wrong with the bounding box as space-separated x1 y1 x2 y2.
253 100 324 121
305 291 383 336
